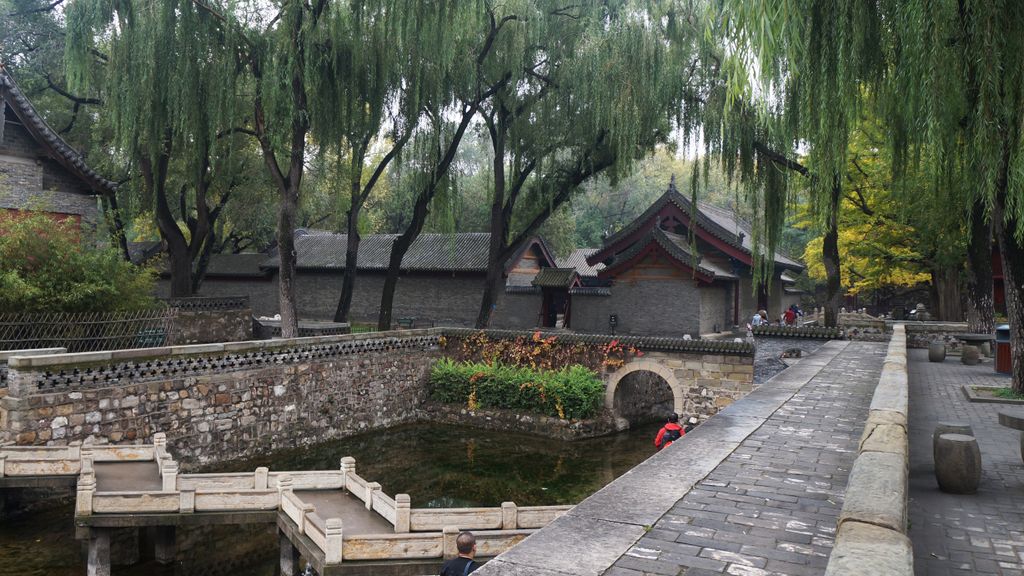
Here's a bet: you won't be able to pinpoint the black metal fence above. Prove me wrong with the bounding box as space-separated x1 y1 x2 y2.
0 308 178 353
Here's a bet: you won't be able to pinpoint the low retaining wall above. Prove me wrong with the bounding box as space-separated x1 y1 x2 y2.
902 322 969 352
824 325 913 575
2 330 442 465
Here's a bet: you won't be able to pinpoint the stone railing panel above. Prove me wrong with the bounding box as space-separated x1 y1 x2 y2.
751 325 842 339
372 491 397 526
269 471 345 491
193 489 279 511
177 473 255 491
91 446 154 462
409 507 504 532
515 505 572 529
474 529 532 557
92 491 179 514
343 532 443 561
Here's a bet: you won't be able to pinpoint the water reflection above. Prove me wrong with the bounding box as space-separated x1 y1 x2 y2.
1 422 660 575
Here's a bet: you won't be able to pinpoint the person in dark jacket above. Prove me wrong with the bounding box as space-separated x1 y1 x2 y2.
440 531 478 575
654 413 686 450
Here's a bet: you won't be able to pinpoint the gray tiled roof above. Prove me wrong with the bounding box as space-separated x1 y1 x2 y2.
593 185 804 271
558 248 605 277
603 227 727 281
154 253 272 278
263 232 493 272
0 66 116 195
531 268 579 288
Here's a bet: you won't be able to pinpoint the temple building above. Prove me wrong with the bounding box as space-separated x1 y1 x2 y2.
0 66 111 234
556 183 806 336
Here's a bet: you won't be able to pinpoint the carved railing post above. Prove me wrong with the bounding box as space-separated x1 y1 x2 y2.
442 525 459 559
365 482 381 511
325 518 343 564
339 457 355 492
161 460 178 492
179 489 195 513
75 471 96 516
277 475 293 509
254 467 269 490
394 494 410 533
501 501 518 529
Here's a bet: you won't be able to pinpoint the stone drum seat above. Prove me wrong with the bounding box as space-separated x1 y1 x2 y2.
932 423 974 468
934 433 982 494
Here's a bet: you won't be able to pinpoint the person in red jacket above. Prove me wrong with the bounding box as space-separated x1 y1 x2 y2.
654 413 685 450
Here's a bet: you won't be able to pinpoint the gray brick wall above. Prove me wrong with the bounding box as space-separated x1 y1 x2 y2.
574 277 701 337
0 119 100 232
700 282 731 334
491 292 541 329
163 270 490 327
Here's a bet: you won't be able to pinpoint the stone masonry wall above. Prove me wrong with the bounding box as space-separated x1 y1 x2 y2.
165 296 254 345
631 350 755 421
3 332 441 466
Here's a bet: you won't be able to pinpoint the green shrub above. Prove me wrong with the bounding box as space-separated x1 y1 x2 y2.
0 213 156 313
428 358 605 420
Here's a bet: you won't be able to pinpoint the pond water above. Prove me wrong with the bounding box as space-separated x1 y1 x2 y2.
0 421 662 576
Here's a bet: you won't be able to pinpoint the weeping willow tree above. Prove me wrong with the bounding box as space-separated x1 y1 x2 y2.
879 1 1024 391
64 0 249 298
304 4 447 324
707 1 890 328
472 1 709 328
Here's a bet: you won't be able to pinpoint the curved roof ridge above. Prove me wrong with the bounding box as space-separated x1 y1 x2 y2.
0 65 116 195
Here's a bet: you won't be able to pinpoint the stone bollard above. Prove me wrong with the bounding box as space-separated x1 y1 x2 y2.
933 423 974 467
935 433 981 494
961 345 981 366
980 341 993 358
928 342 946 363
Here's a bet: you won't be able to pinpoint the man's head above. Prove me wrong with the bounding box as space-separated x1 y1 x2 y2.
457 531 477 556
668 413 679 423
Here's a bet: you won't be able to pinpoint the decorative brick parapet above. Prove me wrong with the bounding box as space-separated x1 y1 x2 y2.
443 327 754 356
751 324 842 339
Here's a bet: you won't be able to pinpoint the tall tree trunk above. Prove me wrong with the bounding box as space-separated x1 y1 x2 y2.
965 200 995 333
102 193 131 262
276 187 300 335
252 7 309 339
822 174 843 328
476 110 508 329
377 106 481 331
141 143 195 298
993 138 1024 393
334 204 361 323
932 267 962 322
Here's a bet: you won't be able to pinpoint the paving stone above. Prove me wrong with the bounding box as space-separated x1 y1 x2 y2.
906 349 1024 576
604 342 884 576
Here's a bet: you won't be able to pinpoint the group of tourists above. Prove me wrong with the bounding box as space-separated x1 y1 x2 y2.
749 304 803 329
653 412 698 450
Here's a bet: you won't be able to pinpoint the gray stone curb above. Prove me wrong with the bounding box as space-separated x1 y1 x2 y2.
825 324 913 576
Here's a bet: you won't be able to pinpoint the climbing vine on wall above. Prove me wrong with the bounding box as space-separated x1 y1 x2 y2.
439 331 642 373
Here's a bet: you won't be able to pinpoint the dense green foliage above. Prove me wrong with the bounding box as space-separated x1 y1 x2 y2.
429 358 604 420
0 214 156 313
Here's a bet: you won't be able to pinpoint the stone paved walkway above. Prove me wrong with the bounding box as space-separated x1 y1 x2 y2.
606 341 885 576
907 349 1024 576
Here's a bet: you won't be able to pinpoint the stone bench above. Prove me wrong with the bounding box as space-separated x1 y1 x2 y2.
997 409 1024 463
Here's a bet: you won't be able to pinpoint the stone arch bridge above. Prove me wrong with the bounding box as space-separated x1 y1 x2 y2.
443 329 756 422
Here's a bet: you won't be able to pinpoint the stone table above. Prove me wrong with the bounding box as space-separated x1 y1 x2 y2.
955 333 994 358
997 409 1024 462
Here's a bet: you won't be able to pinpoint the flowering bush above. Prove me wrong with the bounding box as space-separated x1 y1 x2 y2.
429 358 605 420
0 213 156 313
